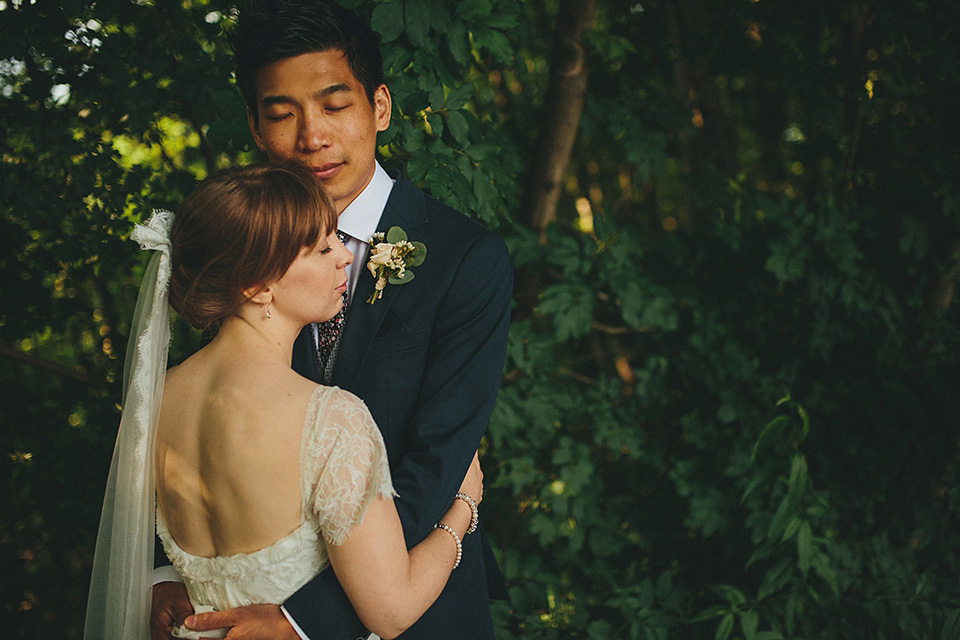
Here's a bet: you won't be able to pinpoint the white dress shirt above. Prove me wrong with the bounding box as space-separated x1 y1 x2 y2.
310 161 395 364
336 160 396 299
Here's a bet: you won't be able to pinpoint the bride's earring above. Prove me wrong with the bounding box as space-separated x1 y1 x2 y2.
264 302 272 319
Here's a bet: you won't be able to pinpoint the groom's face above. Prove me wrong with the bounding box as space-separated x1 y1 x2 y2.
247 49 391 214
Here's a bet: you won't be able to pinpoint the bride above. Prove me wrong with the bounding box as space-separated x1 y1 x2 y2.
84 162 480 640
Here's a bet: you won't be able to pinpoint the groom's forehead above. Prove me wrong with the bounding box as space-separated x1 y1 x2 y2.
255 49 358 90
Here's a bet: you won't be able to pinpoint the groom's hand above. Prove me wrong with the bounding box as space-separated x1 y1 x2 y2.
185 604 299 640
151 581 194 640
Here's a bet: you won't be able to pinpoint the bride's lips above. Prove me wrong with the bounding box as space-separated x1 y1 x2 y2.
335 280 347 294
313 163 344 180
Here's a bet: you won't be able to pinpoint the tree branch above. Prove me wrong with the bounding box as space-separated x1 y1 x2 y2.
0 345 103 389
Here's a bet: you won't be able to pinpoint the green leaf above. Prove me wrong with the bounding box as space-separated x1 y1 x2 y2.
426 112 444 138
740 474 765 505
457 0 492 21
386 226 407 243
410 241 427 266
371 2 404 43
537 283 595 341
714 584 746 606
445 82 474 110
472 25 514 64
797 520 813 575
446 110 469 145
942 609 960 640
377 123 399 146
388 270 414 285
446 20 471 65
796 403 810 442
767 493 793 543
484 14 519 29
769 454 808 542
811 550 839 596
716 614 735 640
405 0 431 48
690 605 728 623
428 85 446 111
780 514 802 542
758 558 792 601
406 151 434 182
745 545 773 569
785 454 808 512
751 415 788 461
739 609 759 640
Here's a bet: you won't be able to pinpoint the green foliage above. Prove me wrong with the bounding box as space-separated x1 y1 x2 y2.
3 0 960 639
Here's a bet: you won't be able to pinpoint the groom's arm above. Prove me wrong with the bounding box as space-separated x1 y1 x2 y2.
283 232 513 639
388 233 512 544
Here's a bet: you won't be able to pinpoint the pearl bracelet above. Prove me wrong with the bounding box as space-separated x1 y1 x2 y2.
433 523 462 569
455 492 479 535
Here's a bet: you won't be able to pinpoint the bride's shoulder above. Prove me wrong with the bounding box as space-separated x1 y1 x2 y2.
322 385 371 415
309 386 375 433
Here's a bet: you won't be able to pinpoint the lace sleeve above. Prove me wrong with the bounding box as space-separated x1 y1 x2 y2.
307 388 397 546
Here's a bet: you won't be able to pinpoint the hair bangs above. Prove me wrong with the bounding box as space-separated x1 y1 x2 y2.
170 161 336 330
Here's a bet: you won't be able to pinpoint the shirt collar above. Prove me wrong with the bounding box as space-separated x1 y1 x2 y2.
336 161 395 243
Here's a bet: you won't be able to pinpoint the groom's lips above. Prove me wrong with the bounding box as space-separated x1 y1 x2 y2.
313 163 344 180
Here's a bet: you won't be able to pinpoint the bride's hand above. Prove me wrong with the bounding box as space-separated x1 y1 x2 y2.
458 451 483 506
438 452 483 537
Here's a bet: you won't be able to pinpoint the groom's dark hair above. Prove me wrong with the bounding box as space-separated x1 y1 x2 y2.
231 0 385 117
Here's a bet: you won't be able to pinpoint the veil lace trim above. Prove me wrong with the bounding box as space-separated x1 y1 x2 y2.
84 210 174 640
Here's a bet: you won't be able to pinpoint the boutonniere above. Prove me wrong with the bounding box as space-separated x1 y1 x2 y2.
365 226 427 304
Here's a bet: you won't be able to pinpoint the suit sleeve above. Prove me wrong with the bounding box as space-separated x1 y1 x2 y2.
283 232 512 638
390 232 513 544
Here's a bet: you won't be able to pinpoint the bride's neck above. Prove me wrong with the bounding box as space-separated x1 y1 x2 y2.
208 314 301 366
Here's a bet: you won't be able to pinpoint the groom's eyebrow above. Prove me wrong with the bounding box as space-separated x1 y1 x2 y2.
314 83 350 99
260 84 352 107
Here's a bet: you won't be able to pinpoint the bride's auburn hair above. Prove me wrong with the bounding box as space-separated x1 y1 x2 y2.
169 161 337 330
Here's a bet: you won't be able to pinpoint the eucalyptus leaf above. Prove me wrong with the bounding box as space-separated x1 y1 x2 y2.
386 226 407 243
410 241 427 266
388 270 414 285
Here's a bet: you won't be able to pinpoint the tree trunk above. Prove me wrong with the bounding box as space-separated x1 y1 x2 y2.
521 0 597 241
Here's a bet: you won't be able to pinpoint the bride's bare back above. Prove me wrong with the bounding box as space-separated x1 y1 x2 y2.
155 345 319 558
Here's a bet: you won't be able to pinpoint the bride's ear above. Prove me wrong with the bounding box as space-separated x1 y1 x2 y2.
244 284 273 306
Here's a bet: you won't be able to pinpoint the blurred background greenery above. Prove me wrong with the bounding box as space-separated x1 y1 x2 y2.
2 0 959 638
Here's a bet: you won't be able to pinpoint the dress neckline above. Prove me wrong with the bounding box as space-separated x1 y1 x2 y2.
156 507 314 562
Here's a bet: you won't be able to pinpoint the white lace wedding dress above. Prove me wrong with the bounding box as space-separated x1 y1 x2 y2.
156 386 396 638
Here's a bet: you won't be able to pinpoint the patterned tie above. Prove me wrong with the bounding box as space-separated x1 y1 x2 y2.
315 230 349 383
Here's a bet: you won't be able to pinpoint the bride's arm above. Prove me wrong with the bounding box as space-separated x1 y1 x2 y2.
325 456 480 640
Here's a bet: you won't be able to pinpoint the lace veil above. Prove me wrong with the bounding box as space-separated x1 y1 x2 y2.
84 210 174 640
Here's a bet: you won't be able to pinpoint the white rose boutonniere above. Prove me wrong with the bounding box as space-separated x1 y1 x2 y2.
365 226 427 304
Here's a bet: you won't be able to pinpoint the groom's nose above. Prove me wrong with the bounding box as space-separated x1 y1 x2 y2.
297 110 331 153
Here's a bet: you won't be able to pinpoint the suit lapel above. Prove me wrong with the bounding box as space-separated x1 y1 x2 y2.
331 172 427 388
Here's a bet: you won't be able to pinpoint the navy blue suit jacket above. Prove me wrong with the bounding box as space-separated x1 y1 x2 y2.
283 171 512 639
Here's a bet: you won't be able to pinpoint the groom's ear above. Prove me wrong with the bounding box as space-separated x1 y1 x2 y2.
373 84 391 133
247 107 267 151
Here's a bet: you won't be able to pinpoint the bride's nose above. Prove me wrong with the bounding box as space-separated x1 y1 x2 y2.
338 241 353 267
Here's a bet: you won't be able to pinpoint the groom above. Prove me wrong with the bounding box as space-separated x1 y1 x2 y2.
150 1 511 639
